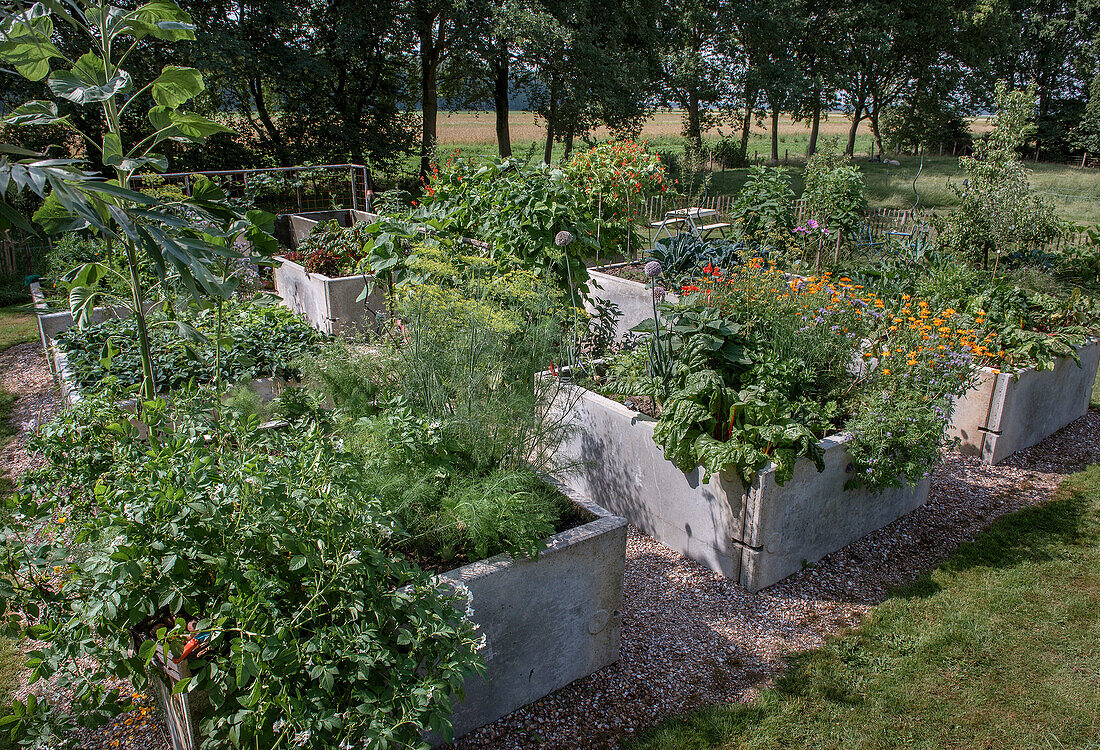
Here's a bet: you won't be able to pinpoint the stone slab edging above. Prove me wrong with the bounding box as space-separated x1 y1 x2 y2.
547 376 930 592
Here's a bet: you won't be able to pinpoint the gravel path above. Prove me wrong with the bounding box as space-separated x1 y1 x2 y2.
2 341 1097 750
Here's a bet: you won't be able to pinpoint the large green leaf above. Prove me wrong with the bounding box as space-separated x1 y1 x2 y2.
117 0 195 42
148 106 229 143
48 56 132 105
102 132 123 166
3 100 65 126
151 65 203 108
0 35 64 81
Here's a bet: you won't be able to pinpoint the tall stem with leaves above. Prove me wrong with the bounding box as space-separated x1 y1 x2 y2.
1 0 262 402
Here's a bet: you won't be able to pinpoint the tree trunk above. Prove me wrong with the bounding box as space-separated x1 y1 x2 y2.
493 47 512 158
419 24 440 178
563 128 575 161
248 77 289 166
686 84 703 152
739 84 757 163
845 101 864 155
869 100 885 157
770 107 780 162
543 76 557 164
807 90 821 158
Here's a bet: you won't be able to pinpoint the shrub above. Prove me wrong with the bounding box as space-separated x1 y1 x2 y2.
0 389 484 748
936 82 1062 270
416 157 598 294
730 164 796 237
803 144 866 236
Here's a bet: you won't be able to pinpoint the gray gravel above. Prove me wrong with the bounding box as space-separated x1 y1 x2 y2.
3 342 1097 750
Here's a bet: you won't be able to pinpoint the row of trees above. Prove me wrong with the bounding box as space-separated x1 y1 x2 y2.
4 0 1100 177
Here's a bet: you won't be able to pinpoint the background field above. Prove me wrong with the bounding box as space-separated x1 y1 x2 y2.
433 111 1100 225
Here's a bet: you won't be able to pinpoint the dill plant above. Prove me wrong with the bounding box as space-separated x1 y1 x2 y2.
304 243 581 566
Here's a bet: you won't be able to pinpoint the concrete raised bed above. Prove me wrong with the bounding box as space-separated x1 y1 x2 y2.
549 380 930 592
438 481 627 740
273 209 386 335
274 209 379 250
948 340 1100 464
152 485 627 749
272 257 386 335
586 263 677 342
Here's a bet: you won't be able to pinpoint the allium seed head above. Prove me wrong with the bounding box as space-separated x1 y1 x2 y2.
644 260 663 278
555 231 574 246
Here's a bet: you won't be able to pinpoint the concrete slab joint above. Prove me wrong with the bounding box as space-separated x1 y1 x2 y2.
948 340 1100 464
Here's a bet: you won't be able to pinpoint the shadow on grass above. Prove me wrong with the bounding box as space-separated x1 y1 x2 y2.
626 465 1100 750
893 474 1098 601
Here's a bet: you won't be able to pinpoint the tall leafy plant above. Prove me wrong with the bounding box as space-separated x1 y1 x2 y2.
0 0 270 400
937 82 1062 272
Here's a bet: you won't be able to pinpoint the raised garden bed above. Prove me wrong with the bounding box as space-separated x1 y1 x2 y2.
38 308 298 409
948 340 1100 464
272 256 386 335
586 263 677 341
273 210 386 334
153 483 627 749
274 209 379 250
549 379 930 592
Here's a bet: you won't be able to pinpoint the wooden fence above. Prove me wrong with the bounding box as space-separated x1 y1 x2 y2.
641 195 1097 255
0 231 49 277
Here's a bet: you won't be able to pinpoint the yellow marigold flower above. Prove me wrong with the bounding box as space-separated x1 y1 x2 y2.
882 368 890 375
943 308 956 316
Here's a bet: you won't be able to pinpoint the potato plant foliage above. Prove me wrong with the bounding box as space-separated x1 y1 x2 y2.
0 390 484 749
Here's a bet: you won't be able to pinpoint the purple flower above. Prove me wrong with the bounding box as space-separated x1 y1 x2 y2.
808 219 819 230
555 230 574 247
653 285 666 301
644 260 663 278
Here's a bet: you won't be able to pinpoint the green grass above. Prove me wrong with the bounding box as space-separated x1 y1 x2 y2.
0 306 37 353
629 464 1100 750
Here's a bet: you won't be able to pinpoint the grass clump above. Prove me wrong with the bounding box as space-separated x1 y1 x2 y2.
629 463 1100 750
0 307 36 353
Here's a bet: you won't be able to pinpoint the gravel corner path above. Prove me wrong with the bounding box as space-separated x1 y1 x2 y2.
450 414 1100 750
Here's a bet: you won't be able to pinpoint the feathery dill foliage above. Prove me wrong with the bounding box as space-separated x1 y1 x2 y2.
305 243 582 565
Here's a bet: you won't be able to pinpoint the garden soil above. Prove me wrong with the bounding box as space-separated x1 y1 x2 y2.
3 340 1099 750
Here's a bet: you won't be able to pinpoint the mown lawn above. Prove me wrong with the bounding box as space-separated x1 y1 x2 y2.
629 464 1100 750
0 307 36 353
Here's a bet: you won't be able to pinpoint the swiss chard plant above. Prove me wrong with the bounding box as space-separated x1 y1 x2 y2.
595 260 974 491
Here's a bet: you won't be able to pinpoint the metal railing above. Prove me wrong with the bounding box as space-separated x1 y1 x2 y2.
133 164 375 215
